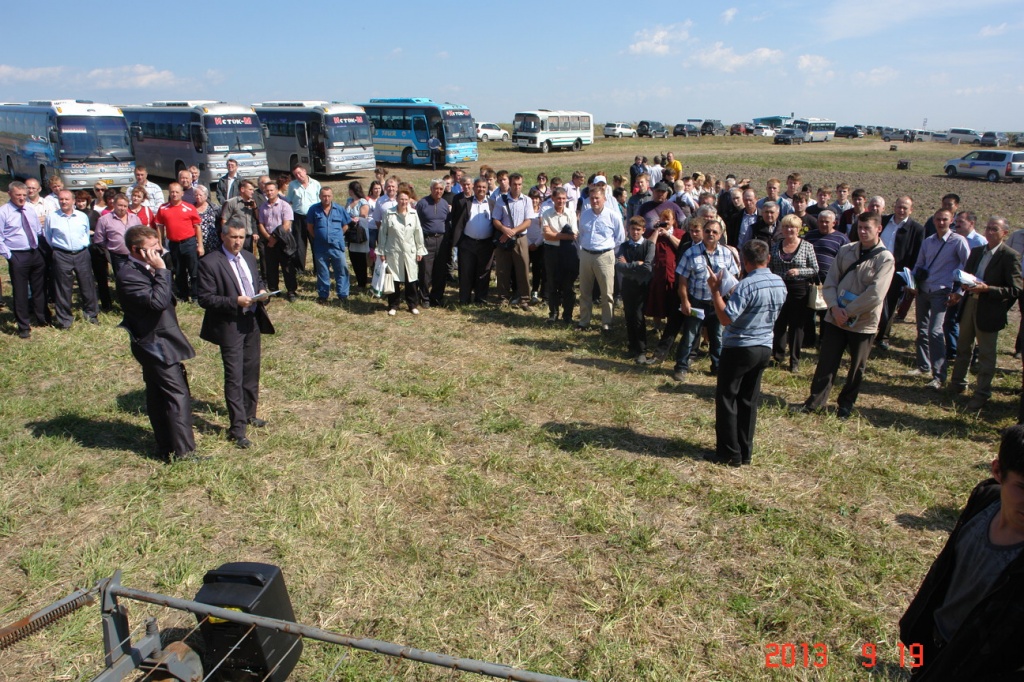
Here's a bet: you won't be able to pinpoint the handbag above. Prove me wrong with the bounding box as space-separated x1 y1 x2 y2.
370 258 395 297
349 218 369 245
808 283 827 310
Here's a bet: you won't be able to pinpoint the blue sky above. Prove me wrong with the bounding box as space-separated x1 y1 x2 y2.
1 1 1021 131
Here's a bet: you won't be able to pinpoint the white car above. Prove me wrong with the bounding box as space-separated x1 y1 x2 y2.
475 122 508 142
753 125 775 137
603 122 636 138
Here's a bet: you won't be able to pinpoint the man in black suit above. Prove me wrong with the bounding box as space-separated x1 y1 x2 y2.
949 217 1022 410
875 196 925 349
197 224 275 449
116 226 198 462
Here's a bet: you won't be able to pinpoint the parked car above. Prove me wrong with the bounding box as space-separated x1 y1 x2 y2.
602 122 636 138
834 126 862 138
672 123 700 137
475 122 508 142
947 128 982 145
701 120 726 136
637 120 668 138
753 125 775 137
773 128 803 145
944 150 1024 182
729 122 753 135
980 132 1009 147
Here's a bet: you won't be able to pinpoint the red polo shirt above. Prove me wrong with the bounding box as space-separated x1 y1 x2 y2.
156 201 200 243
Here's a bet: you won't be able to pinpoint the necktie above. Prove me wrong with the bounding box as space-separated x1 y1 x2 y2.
234 256 254 298
18 207 37 249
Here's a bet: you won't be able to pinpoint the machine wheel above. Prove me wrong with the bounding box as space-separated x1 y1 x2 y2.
401 148 412 165
481 134 489 141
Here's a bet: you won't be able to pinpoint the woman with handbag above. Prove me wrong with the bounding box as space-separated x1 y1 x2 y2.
376 190 427 316
346 180 373 290
770 214 819 372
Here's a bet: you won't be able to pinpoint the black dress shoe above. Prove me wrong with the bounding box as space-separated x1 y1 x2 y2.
247 417 267 428
17 329 30 339
234 436 252 449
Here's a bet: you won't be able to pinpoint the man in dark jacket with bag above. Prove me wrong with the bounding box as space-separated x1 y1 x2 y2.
899 424 1024 681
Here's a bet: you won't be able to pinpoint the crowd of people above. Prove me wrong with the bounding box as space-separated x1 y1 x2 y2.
3 150 1024 678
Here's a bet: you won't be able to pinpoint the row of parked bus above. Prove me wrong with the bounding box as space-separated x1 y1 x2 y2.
0 98 488 188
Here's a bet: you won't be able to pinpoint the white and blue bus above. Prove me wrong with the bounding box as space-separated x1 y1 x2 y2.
512 110 593 153
254 101 375 175
359 98 478 166
793 118 837 142
0 100 135 189
122 101 269 185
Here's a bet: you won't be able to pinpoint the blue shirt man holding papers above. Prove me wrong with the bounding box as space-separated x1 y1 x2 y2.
706 239 787 466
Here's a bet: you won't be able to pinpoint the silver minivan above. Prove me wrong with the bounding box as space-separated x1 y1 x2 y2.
944 150 1024 182
947 128 982 145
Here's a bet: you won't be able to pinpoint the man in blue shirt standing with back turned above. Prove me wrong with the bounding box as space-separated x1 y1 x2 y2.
44 190 98 329
706 238 786 467
306 186 352 305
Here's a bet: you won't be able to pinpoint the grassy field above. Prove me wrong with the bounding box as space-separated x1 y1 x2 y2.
0 136 1021 680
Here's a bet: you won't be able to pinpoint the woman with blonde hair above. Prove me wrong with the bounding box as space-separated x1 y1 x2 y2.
770 214 818 372
376 189 427 315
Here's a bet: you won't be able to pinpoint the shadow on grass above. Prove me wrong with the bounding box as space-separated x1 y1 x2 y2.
540 420 705 460
28 412 153 455
116 390 225 437
895 505 960 532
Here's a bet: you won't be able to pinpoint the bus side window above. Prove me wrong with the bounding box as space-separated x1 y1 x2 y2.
412 116 428 143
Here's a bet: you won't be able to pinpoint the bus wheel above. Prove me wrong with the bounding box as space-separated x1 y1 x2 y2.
572 138 582 152
540 140 551 154
401 148 412 165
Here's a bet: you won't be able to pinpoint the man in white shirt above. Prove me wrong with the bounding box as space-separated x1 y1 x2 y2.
286 164 321 271
576 184 625 331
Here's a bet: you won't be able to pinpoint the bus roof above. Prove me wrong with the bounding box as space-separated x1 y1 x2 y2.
364 98 471 111
124 101 258 116
2 100 126 116
254 100 329 108
515 110 592 117
256 101 367 115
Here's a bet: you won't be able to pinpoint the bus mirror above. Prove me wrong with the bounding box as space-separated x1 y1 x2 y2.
48 129 58 144
296 121 308 148
132 125 144 142
262 124 269 139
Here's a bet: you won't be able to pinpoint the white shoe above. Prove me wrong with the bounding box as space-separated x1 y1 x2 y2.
387 309 397 316
411 308 420 315
905 368 928 377
926 378 944 389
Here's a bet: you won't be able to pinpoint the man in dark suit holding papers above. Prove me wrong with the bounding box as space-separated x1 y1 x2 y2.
197 224 275 449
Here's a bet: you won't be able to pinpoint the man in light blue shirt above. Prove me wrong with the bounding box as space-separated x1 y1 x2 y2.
706 238 787 466
576 183 625 330
286 164 321 272
909 209 970 387
306 186 353 304
44 190 98 328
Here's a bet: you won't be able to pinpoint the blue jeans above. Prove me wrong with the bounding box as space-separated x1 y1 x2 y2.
675 299 722 371
313 242 350 299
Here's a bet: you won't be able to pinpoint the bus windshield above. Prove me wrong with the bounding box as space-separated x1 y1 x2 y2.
442 110 475 142
513 114 541 133
204 115 265 152
325 114 372 147
57 115 133 162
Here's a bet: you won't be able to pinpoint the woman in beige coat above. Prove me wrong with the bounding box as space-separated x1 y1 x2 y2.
376 189 427 315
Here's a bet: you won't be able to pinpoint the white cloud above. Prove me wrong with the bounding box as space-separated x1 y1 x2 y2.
853 66 898 85
955 84 999 96
86 65 185 89
627 22 692 56
817 0 1014 40
980 22 1008 36
721 8 738 24
436 51 449 59
796 54 835 84
0 64 64 84
694 42 783 72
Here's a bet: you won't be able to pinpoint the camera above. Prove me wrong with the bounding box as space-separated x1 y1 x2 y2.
654 221 668 228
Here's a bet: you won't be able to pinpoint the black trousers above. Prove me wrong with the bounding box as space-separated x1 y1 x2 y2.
529 245 545 296
655 289 685 351
805 322 875 410
220 315 261 440
543 243 578 320
431 235 455 304
265 237 297 294
387 279 418 311
458 236 493 304
90 244 112 311
773 286 810 365
7 249 47 332
621 280 649 354
292 214 309 270
716 345 771 464
418 232 444 304
132 345 195 458
169 237 199 302
51 247 98 327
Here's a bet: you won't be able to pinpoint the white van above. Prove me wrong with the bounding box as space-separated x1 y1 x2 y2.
947 128 982 145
